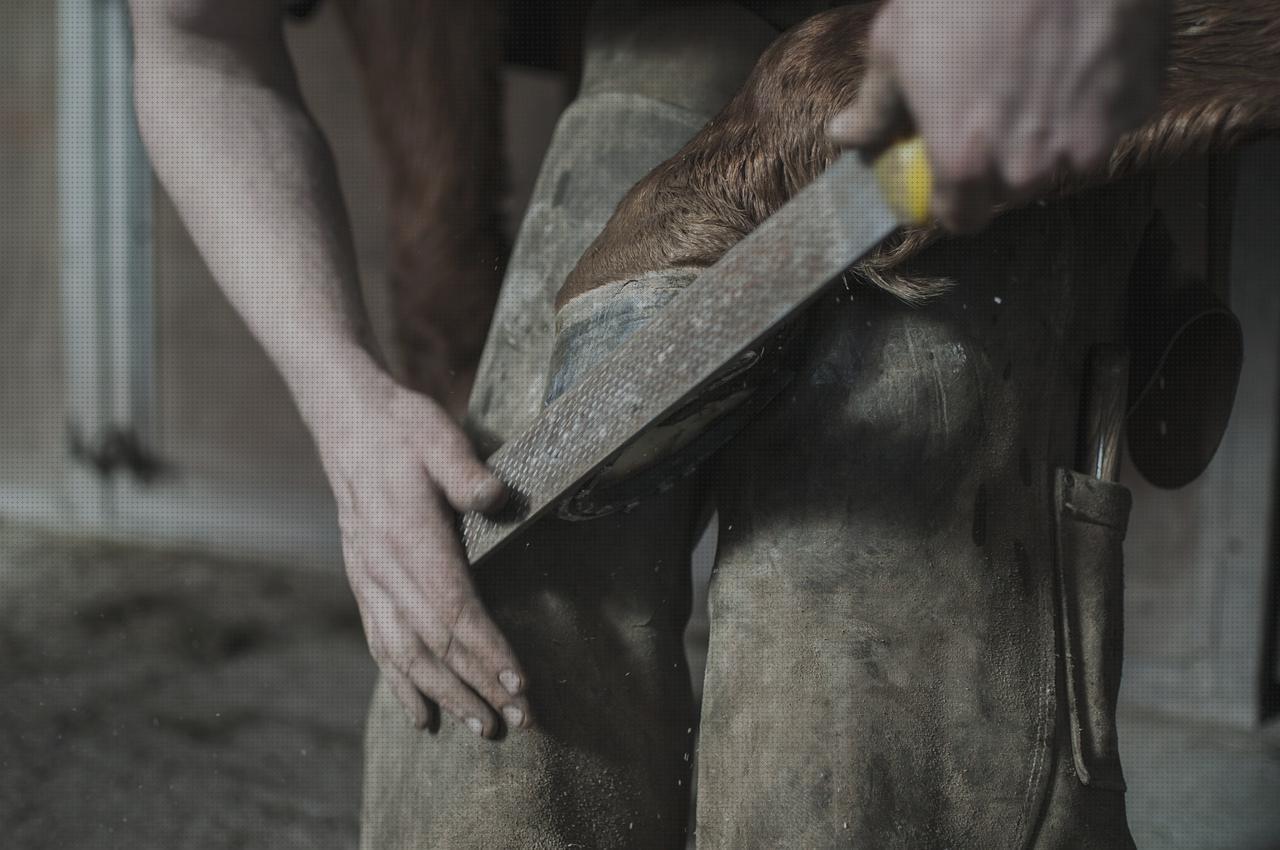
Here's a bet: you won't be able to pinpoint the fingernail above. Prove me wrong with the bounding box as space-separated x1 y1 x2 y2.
466 717 484 737
502 705 525 728
499 669 521 695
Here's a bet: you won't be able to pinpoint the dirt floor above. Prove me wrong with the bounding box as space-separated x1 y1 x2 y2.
0 524 374 850
2 522 1278 849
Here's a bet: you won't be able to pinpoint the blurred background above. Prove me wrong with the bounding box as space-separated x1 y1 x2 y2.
1 1 1277 848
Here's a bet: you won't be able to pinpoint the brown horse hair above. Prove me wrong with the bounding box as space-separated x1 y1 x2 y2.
560 0 1280 309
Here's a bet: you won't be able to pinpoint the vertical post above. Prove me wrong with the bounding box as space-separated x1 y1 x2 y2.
56 0 155 528
102 0 155 448
58 0 109 523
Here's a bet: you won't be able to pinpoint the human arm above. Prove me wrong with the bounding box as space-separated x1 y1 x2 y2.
127 0 530 736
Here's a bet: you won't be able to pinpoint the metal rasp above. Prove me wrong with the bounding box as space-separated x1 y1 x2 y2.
462 141 931 566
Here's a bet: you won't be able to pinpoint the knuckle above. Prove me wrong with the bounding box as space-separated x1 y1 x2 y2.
476 678 510 711
430 686 478 723
440 632 466 666
427 626 459 664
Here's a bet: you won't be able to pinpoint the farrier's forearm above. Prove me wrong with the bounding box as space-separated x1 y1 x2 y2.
130 4 380 436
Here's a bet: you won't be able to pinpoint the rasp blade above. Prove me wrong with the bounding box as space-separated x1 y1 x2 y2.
463 152 898 566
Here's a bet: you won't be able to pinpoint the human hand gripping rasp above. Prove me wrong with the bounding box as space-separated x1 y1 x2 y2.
462 139 933 566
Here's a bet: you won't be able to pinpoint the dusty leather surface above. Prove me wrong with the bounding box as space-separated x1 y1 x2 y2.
695 181 1150 849
361 488 703 849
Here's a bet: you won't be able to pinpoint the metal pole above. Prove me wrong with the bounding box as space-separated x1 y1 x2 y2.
56 0 156 528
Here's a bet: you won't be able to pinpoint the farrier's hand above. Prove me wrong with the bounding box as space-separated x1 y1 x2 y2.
830 0 1168 232
310 363 531 737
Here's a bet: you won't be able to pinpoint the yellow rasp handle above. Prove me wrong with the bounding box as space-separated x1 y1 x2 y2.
873 136 932 225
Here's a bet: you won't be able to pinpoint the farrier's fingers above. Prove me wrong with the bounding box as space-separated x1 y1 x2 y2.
363 577 500 737
828 4 912 159
419 407 507 514
443 597 533 728
928 143 1001 234
349 567 434 729
392 512 531 726
402 647 501 738
828 63 911 158
386 667 435 731
443 633 533 731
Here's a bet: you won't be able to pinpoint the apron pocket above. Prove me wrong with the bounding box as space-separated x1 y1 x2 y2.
1053 468 1132 791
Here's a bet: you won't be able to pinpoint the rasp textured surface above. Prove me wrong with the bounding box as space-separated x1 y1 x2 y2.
462 153 897 565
